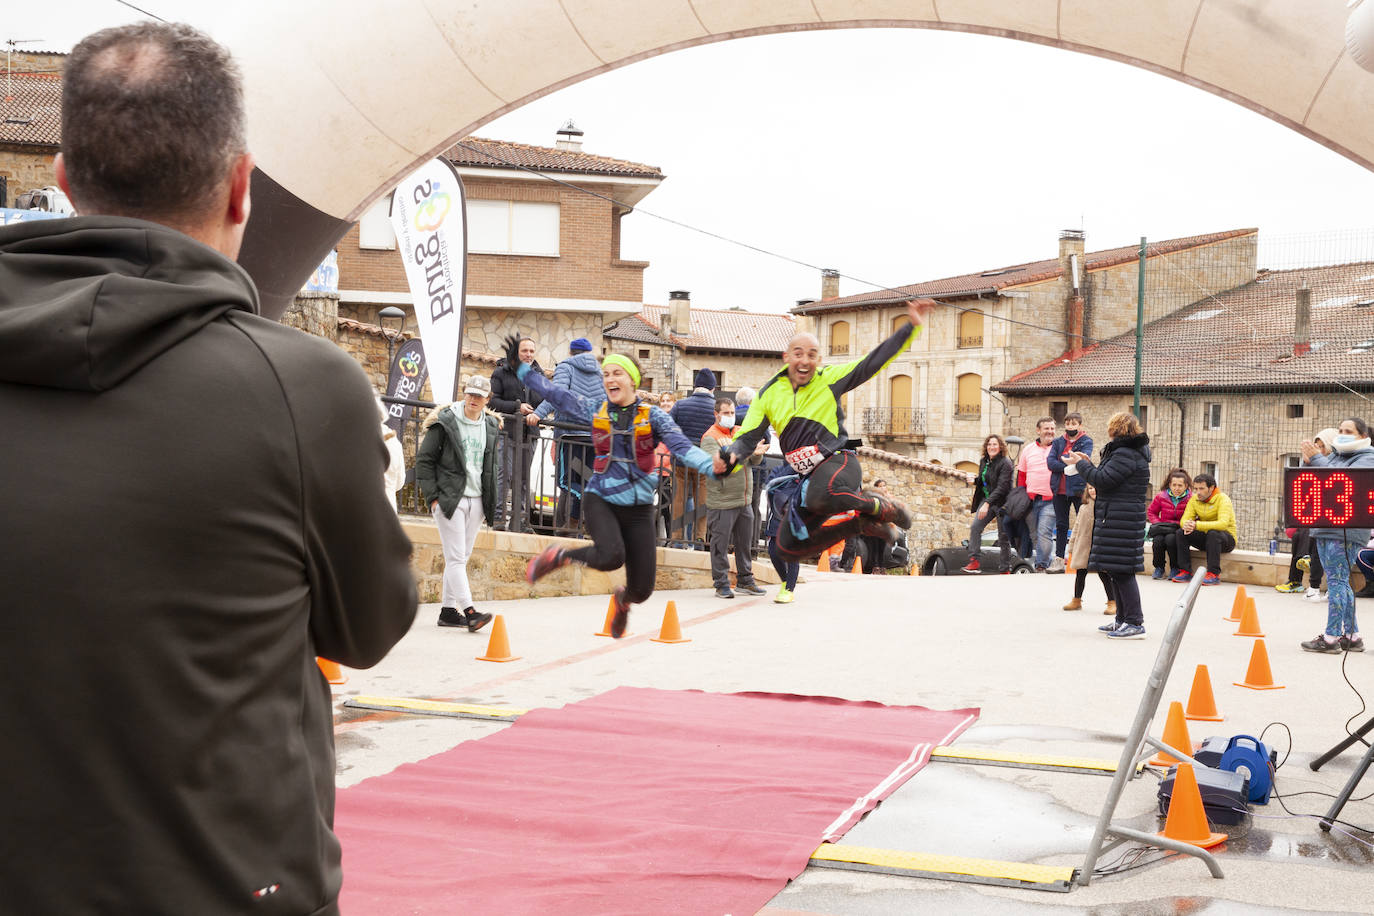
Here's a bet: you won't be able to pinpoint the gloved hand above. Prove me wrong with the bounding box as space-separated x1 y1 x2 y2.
502 334 522 369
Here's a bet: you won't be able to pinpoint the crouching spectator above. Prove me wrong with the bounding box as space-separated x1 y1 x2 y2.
1170 473 1235 585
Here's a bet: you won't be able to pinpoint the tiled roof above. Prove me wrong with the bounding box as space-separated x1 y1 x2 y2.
855 446 974 482
993 262 1374 394
794 229 1258 314
443 138 663 180
0 73 61 147
612 304 796 355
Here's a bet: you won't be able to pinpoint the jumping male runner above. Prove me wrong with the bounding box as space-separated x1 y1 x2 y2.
714 297 936 560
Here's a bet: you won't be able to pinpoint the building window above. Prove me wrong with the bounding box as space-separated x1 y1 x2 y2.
468 200 560 256
830 320 851 356
1201 461 1217 478
358 197 397 250
891 314 917 350
1287 403 1304 419
1283 453 1301 469
956 373 982 418
957 309 984 348
638 349 651 360
1049 401 1068 424
1137 405 1149 431
955 460 979 474
1204 403 1222 430
641 376 654 391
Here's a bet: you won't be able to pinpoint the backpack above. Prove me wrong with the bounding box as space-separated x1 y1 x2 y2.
1003 485 1033 521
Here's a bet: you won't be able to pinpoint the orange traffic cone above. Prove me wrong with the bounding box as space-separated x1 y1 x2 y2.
1233 599 1264 637
1235 638 1285 690
1149 701 1196 767
1224 585 1248 622
595 595 618 637
1159 763 1228 849
476 614 521 662
1183 664 1224 722
817 551 831 572
854 554 864 575
316 657 347 685
650 600 691 644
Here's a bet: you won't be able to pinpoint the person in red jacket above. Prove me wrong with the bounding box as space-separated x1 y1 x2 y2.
1146 468 1192 578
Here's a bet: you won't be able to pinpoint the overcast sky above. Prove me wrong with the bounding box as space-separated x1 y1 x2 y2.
13 2 1374 313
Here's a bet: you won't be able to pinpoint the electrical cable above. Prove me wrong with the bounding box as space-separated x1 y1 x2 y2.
452 138 1374 397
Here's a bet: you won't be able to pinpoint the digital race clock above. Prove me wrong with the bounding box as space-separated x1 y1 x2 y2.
1283 466 1374 528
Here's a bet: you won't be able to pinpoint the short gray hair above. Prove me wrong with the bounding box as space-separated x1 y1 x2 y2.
735 386 756 405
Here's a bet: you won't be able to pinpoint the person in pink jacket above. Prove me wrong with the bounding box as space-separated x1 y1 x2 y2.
1146 468 1192 578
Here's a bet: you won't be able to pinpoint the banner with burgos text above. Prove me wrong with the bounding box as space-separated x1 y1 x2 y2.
389 158 467 405
382 337 429 434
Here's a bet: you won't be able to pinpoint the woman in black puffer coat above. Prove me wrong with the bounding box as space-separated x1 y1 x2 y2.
1064 412 1152 637
963 434 1014 573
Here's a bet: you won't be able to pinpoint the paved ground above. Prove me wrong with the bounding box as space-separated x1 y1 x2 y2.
333 568 1374 914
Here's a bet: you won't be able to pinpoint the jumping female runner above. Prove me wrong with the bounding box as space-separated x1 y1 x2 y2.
511 336 722 637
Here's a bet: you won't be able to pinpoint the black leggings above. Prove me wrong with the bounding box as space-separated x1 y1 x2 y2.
1106 571 1143 626
768 538 799 589
1073 569 1116 600
777 452 877 560
566 493 657 605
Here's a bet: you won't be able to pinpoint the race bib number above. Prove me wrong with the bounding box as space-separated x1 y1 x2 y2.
785 444 824 475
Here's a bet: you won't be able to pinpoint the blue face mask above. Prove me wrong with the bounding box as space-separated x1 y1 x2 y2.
1332 433 1371 455
1335 434 1358 446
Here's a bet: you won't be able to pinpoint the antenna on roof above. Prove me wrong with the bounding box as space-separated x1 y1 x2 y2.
555 119 583 152
4 39 43 103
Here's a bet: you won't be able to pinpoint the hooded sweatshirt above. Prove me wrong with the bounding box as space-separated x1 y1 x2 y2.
0 216 417 915
533 351 606 438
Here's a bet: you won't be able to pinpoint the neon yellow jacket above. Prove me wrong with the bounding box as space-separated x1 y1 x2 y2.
1181 490 1238 541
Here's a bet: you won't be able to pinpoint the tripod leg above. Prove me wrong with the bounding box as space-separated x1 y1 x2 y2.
1310 715 1374 772
1319 737 1374 832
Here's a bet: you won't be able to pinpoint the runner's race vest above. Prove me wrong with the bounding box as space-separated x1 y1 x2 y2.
592 402 657 474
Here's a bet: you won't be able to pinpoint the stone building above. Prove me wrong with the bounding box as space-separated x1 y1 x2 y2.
790 229 1258 473
0 64 62 208
602 292 796 394
334 126 663 387
994 261 1374 550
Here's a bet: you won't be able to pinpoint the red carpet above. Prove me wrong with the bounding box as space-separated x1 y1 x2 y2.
335 686 977 915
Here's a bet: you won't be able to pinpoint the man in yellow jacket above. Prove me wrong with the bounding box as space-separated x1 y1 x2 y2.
1170 472 1238 585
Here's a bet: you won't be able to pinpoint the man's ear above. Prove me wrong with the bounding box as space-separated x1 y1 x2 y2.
226 152 254 226
54 154 76 204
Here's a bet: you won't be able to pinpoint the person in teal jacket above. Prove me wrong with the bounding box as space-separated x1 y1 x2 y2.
715 298 935 560
513 337 719 637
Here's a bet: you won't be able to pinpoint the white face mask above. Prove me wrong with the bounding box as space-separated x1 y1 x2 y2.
1333 434 1371 454
718 415 735 429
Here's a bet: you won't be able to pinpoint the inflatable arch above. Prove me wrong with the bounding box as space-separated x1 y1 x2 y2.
223 0 1374 320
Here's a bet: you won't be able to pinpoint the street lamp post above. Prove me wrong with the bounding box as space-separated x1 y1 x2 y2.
378 306 406 371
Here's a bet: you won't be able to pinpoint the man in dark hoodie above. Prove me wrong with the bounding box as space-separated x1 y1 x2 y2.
669 367 718 543
0 23 416 916
489 335 543 531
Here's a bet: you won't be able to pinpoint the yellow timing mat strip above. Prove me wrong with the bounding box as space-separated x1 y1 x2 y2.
345 696 528 721
810 843 1075 892
930 746 1142 776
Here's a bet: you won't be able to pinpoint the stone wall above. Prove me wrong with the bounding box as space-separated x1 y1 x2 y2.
853 446 974 562
0 146 58 206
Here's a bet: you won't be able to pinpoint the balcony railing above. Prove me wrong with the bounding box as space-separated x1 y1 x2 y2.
958 334 984 348
955 403 982 419
830 343 850 356
862 407 927 438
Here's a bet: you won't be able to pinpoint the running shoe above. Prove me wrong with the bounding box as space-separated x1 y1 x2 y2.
736 583 767 596
774 586 795 604
1301 633 1342 653
1169 570 1192 583
1201 572 1221 586
465 609 493 632
1107 624 1146 639
1275 581 1305 594
1098 621 1122 633
1341 635 1365 652
526 546 568 583
872 496 913 529
1296 556 1311 573
609 586 631 638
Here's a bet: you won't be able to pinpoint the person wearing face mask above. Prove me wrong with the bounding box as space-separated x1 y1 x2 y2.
1298 417 1374 653
512 337 719 638
702 397 767 598
1046 412 1094 573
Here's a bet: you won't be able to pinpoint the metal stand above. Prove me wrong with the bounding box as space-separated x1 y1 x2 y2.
1308 715 1374 832
1077 574 1224 884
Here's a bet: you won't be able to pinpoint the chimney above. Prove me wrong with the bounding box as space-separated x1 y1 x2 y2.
1060 230 1086 355
1294 282 1311 356
668 290 691 336
821 268 840 300
795 299 815 309
555 119 584 152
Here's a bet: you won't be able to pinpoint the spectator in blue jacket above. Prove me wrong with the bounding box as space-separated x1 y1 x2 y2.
529 337 604 526
1046 412 1094 572
668 367 718 543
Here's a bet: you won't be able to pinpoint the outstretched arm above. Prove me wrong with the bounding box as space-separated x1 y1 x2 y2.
507 335 592 424
827 299 934 396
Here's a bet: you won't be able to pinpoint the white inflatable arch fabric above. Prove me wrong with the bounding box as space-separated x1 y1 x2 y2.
225 0 1374 320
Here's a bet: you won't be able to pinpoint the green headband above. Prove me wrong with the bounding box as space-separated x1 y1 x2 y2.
601 353 641 388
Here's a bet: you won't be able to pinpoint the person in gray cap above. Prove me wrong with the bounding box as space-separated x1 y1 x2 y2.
417 374 499 632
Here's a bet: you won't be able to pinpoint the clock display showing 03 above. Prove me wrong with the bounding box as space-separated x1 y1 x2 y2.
1283 466 1374 528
